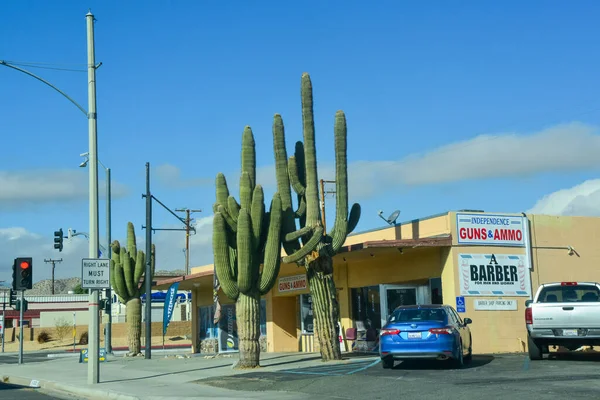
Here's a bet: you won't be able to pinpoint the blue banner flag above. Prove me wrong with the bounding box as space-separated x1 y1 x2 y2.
163 282 179 336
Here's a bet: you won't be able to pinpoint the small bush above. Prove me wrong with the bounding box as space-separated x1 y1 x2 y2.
37 331 51 344
54 318 71 341
79 331 88 345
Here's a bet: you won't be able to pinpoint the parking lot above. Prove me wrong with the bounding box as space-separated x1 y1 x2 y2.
197 352 600 400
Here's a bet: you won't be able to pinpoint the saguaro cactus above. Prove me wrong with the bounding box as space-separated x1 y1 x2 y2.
273 73 361 361
110 222 156 356
213 126 282 368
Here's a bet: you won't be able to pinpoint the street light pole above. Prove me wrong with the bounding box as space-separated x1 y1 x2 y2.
105 167 112 353
86 10 100 385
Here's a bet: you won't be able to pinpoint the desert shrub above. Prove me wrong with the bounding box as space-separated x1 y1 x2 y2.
54 318 71 341
79 331 88 345
37 331 51 344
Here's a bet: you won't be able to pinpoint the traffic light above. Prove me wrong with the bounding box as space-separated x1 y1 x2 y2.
9 289 16 307
15 298 28 313
14 257 33 290
54 229 64 252
11 260 16 291
99 298 111 313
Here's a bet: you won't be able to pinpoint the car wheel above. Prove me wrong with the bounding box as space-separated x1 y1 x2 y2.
453 341 464 369
528 335 543 360
464 336 473 363
381 357 394 369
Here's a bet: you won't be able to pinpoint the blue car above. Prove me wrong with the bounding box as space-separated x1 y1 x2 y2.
379 304 473 369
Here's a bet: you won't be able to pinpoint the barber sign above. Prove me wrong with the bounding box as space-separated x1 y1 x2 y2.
457 213 525 246
459 253 531 297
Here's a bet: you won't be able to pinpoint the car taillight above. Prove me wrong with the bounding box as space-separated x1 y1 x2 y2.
525 307 533 325
380 329 400 336
429 327 453 335
561 282 578 286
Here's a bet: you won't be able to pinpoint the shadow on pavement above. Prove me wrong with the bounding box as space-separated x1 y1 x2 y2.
547 352 600 362
392 355 495 370
104 362 234 383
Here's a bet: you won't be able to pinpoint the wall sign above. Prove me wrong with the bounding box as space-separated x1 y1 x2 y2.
455 296 466 313
278 274 307 293
458 253 531 297
474 299 518 311
457 213 525 247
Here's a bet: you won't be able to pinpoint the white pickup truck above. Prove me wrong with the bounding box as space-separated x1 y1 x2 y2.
525 281 600 360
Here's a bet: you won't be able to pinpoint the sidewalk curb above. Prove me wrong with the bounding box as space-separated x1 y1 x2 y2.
2 374 139 400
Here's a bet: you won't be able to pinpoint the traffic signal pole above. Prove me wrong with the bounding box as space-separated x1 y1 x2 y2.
18 290 23 365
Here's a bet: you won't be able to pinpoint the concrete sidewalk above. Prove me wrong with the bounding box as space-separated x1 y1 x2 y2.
0 351 372 399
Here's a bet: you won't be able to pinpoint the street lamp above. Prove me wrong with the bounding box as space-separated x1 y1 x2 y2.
80 152 112 353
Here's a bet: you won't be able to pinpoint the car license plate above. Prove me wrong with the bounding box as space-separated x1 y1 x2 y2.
408 332 421 339
563 329 578 336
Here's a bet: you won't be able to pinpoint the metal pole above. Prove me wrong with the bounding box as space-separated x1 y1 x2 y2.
86 10 100 385
106 167 112 353
18 290 23 365
320 179 326 233
2 291 5 353
145 162 152 359
185 209 190 276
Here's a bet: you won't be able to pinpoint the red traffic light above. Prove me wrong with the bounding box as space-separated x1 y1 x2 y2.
20 261 30 269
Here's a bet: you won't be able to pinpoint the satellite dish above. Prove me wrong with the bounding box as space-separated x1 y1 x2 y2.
378 209 400 225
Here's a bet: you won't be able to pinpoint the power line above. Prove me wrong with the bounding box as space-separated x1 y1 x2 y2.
43 258 63 295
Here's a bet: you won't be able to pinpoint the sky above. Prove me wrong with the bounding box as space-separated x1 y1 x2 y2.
2 0 600 284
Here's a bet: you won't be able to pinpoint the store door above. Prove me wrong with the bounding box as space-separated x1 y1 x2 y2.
379 285 428 327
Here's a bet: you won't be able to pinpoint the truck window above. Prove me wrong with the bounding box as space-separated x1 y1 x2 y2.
538 285 600 303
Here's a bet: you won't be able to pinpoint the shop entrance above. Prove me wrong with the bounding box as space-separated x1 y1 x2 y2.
379 284 428 327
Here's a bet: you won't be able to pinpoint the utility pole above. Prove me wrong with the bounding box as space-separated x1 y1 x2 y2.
86 10 101 385
43 258 63 295
319 179 336 233
175 208 202 276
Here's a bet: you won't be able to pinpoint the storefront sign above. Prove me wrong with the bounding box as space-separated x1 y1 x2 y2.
458 253 531 297
456 213 525 246
278 274 307 293
474 299 518 311
218 305 238 352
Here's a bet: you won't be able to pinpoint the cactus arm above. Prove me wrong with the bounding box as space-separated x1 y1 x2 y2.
239 172 253 211
113 258 130 303
121 248 136 298
241 126 256 188
282 226 324 264
127 222 137 263
236 209 255 294
227 196 241 221
329 110 351 252
133 250 145 289
295 196 306 218
288 156 306 196
300 75 320 227
218 205 238 232
213 213 240 301
216 173 230 208
259 194 282 295
285 226 312 243
273 114 302 257
250 185 265 248
347 203 361 235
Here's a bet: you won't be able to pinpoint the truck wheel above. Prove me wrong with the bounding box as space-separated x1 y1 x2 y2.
528 335 543 360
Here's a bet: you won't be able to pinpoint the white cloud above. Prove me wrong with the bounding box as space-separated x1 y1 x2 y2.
528 179 600 217
0 169 129 208
161 122 600 201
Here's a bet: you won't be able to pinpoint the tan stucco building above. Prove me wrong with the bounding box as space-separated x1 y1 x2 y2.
154 210 600 355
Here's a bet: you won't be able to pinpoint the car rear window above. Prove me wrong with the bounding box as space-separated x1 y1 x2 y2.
538 285 600 303
388 308 447 323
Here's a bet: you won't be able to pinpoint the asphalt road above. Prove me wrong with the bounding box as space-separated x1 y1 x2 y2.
197 352 600 400
0 382 78 400
0 352 56 364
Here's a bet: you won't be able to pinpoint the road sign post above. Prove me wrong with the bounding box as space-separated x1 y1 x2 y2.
82 258 110 382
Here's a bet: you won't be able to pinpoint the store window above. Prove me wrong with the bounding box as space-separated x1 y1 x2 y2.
199 306 218 339
351 286 381 331
429 278 443 304
300 294 314 334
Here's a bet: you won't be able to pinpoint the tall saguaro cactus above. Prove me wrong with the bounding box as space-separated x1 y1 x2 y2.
213 126 282 368
110 222 156 356
273 73 361 361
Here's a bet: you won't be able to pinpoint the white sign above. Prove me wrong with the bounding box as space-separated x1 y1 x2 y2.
458 253 531 297
457 213 525 246
474 299 518 311
81 258 111 289
278 274 307 293
0 315 4 334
